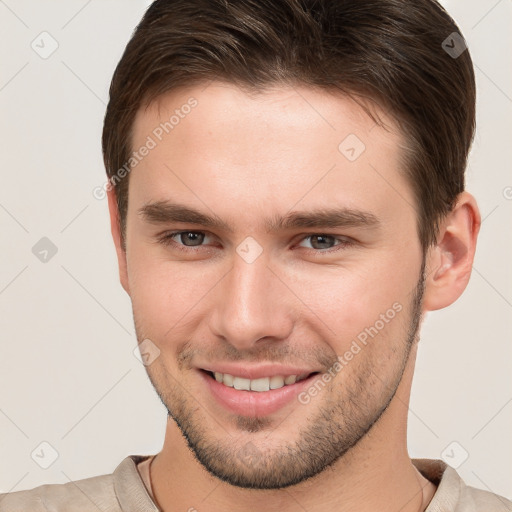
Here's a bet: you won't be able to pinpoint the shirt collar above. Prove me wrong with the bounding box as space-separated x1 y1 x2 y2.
112 455 457 512
412 458 461 511
113 455 161 512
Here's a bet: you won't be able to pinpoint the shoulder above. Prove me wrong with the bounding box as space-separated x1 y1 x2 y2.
0 455 157 512
457 482 512 511
0 473 117 512
0 456 134 512
413 458 512 512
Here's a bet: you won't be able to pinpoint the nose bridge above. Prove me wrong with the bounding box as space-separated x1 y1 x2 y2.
209 249 294 348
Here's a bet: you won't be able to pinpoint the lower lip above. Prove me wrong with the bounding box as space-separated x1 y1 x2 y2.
199 370 318 417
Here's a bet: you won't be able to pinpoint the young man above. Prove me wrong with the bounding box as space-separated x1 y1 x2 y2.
1 0 510 511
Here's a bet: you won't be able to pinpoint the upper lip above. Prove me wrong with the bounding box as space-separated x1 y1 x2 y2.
198 363 319 380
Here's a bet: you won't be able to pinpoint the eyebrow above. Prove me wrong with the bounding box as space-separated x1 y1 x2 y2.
138 200 380 233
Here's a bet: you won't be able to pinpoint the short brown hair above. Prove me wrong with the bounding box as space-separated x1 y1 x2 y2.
102 0 476 252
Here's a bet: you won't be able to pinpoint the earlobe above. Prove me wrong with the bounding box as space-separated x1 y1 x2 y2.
107 188 130 295
422 192 481 312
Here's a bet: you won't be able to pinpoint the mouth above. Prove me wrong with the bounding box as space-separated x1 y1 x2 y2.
198 368 321 417
201 369 319 392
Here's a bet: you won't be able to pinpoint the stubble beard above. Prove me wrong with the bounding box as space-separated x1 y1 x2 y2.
140 262 426 489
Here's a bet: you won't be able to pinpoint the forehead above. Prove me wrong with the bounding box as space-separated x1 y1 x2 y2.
128 82 414 233
134 82 399 155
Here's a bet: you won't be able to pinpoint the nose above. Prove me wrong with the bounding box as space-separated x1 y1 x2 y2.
208 249 296 351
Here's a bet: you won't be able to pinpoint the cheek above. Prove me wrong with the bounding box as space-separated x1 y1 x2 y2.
126 249 213 336
285 255 416 353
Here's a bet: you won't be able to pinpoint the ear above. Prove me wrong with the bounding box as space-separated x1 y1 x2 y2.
107 187 130 295
423 191 481 311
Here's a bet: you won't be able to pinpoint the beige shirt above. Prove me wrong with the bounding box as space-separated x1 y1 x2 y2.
0 454 510 511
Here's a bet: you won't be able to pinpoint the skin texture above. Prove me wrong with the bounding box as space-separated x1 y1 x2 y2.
108 82 480 512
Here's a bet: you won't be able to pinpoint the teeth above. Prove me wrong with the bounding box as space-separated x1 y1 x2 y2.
211 372 309 392
269 375 284 389
233 377 251 390
223 373 234 387
284 375 297 385
251 377 270 392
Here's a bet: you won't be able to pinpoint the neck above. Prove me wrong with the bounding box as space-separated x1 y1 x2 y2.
150 344 436 512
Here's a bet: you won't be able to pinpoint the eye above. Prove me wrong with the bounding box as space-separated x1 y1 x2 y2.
157 230 215 250
297 234 353 253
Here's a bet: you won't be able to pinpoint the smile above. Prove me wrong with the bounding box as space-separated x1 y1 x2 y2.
199 369 321 416
209 371 314 392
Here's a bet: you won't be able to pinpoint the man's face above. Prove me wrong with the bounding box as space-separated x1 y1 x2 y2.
122 82 425 488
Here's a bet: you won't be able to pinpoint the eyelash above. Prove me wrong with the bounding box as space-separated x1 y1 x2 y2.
156 231 355 255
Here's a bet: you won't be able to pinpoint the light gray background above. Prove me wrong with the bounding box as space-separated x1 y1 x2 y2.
1 0 511 500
